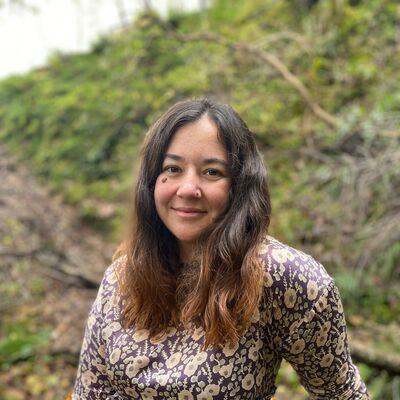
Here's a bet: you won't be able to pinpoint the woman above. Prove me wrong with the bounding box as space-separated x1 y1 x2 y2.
73 98 369 399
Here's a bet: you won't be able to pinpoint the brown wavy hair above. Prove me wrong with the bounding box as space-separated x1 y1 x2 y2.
115 98 271 348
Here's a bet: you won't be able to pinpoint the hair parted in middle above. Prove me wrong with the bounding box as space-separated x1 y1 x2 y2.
116 98 271 348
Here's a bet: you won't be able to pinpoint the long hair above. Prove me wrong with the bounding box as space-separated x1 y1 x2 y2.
115 98 271 347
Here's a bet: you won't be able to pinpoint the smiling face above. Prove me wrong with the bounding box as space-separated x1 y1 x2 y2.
154 115 231 262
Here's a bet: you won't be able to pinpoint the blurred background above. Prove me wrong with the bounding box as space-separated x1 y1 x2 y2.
0 0 399 399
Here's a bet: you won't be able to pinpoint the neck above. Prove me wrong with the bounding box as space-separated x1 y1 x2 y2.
178 241 196 264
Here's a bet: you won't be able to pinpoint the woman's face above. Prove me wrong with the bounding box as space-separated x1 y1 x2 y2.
154 115 231 260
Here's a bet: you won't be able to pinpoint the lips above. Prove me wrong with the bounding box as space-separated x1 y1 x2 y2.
172 207 207 216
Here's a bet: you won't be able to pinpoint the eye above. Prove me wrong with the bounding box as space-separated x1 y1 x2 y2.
162 165 181 174
204 168 224 177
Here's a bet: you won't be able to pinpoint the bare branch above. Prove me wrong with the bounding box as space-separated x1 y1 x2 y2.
350 335 400 375
173 31 338 129
254 31 310 51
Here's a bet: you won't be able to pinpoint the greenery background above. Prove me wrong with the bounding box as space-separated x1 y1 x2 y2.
0 0 399 398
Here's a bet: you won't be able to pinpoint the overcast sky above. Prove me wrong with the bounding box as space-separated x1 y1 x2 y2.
0 0 199 80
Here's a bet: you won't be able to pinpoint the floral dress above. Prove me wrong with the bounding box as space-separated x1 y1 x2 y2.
73 236 370 399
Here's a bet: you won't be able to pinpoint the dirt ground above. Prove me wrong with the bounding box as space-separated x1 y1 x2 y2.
0 147 115 399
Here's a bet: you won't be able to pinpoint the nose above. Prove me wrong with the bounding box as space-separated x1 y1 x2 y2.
176 180 202 199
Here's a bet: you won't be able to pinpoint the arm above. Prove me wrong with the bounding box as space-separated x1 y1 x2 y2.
279 278 370 399
73 265 122 400
260 237 370 399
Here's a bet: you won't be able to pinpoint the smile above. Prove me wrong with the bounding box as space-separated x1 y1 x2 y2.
172 207 207 217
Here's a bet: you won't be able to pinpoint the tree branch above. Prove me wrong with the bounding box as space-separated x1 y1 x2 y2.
173 31 338 129
350 338 400 375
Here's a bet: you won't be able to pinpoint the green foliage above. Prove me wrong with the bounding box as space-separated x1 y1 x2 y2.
0 0 399 276
334 268 400 323
0 319 49 368
0 1 399 398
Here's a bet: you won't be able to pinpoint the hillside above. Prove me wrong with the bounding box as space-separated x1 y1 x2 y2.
1 0 399 314
0 0 399 398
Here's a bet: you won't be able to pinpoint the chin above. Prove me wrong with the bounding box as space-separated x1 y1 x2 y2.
173 231 202 244
175 235 200 244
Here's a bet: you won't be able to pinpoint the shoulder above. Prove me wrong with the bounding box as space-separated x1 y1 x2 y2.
93 257 125 315
99 257 124 292
258 235 334 309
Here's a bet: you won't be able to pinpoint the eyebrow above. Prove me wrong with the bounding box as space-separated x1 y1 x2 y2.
164 153 229 167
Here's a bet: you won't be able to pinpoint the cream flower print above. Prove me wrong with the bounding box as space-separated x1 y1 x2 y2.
126 355 150 378
211 364 220 373
336 362 349 384
271 247 295 263
292 354 304 365
150 333 167 344
133 329 149 342
178 390 194 400
289 319 302 335
193 351 207 364
102 321 122 340
264 271 274 287
151 326 178 344
166 352 182 368
290 338 305 355
73 240 370 400
337 297 344 313
109 348 121 364
183 353 206 377
156 373 169 386
242 373 255 391
134 355 150 369
256 367 266 386
298 273 307 282
309 377 324 386
198 393 212 400
125 387 139 398
273 306 282 320
81 370 97 386
316 331 328 347
304 309 315 322
321 321 331 333
222 341 239 357
94 361 107 375
307 280 318 300
126 362 139 378
107 269 118 284
248 345 260 361
335 336 346 355
254 338 263 350
315 293 328 312
192 326 205 340
87 314 96 330
284 288 297 308
273 335 282 348
183 361 198 377
103 293 117 313
165 326 177 336
142 388 157 399
219 364 233 378
320 353 334 367
203 384 220 396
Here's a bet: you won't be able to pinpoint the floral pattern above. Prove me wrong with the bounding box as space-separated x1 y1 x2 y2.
73 236 369 399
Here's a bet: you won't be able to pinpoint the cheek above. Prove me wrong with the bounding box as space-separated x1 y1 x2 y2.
154 177 174 211
210 183 230 212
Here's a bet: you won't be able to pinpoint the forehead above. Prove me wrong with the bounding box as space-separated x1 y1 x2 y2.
165 116 227 157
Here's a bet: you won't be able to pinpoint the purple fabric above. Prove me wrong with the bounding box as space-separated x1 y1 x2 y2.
73 236 369 399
